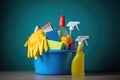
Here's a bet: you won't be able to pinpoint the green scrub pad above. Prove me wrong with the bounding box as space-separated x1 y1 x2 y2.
47 40 66 50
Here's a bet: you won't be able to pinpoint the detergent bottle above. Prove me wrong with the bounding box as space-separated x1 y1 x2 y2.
71 36 89 76
58 15 68 37
66 21 80 50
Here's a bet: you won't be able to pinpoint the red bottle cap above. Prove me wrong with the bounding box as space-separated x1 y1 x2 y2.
59 15 65 27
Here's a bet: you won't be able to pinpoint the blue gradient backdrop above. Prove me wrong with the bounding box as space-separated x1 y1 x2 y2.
0 0 120 72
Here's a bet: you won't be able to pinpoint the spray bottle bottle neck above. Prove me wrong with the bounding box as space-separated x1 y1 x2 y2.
69 26 74 30
77 44 83 54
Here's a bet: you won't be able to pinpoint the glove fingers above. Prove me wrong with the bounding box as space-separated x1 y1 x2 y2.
33 45 38 57
31 44 34 58
39 40 44 56
28 46 30 58
44 39 48 51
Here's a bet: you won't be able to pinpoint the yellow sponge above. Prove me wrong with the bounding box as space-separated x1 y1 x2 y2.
47 40 66 50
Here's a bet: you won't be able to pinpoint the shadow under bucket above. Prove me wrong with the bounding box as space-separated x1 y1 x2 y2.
34 50 76 75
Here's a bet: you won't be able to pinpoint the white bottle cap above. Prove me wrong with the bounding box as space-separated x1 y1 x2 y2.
78 41 83 45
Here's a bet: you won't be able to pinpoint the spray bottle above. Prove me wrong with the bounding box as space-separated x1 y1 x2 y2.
71 36 89 76
66 21 80 50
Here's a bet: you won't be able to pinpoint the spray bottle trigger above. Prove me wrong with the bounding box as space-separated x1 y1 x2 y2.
76 24 80 31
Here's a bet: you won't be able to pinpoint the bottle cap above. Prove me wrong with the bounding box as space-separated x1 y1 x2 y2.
59 15 65 27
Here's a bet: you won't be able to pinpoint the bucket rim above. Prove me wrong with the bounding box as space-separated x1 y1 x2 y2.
44 50 76 53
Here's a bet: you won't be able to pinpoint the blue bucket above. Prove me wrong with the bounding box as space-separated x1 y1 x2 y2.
34 50 76 75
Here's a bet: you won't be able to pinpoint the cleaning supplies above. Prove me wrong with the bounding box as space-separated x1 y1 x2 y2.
66 21 80 50
24 29 48 59
71 36 89 76
61 35 73 49
58 15 68 37
67 21 80 35
41 23 54 33
34 50 74 74
47 40 66 50
46 30 60 41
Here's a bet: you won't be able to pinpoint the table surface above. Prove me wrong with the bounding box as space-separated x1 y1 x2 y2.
0 71 120 80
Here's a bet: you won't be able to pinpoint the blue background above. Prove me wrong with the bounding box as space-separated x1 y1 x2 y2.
0 0 120 72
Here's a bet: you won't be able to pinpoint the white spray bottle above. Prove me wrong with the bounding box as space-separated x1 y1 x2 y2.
67 21 80 35
72 36 89 76
66 21 80 49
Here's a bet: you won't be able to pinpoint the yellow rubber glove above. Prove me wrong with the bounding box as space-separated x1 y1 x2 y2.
24 29 48 59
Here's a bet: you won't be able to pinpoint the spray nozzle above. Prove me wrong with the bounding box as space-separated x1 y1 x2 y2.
76 36 89 46
75 23 80 31
67 21 80 35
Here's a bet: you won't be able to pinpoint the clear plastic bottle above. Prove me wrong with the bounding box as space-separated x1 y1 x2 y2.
58 15 68 37
66 21 80 50
68 31 76 50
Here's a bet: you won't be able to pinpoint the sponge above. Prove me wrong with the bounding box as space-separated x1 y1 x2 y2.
47 40 66 50
46 30 60 41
